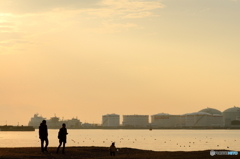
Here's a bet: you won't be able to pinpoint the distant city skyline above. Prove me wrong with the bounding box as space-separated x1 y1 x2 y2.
2 106 239 125
1 0 240 125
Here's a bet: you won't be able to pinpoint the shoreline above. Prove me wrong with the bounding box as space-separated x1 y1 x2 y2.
1 124 240 131
0 147 238 159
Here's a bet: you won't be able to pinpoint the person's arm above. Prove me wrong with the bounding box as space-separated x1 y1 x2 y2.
58 129 60 139
46 125 48 136
39 127 41 138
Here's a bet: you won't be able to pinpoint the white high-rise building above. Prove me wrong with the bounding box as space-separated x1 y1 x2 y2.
102 114 120 127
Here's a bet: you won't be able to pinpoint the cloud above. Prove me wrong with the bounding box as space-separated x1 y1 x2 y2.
0 32 22 42
87 0 164 19
88 22 138 34
0 27 14 32
0 0 165 43
80 0 164 33
122 12 155 19
0 18 25 45
101 0 164 12
0 0 100 14
0 0 164 19
0 22 15 33
0 22 14 26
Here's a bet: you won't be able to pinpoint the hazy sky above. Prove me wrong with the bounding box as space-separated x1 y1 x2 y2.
0 0 240 125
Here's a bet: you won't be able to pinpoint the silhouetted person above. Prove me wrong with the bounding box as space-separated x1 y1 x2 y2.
57 123 68 154
39 120 48 153
109 142 117 156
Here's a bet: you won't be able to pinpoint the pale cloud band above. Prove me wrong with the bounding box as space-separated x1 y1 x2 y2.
0 0 164 46
0 0 164 18
0 0 100 14
99 0 164 18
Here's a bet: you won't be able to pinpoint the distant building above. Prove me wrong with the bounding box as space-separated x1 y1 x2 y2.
183 111 223 127
236 116 240 121
184 112 211 127
47 116 61 128
151 113 181 128
150 108 223 128
211 114 224 127
64 117 82 128
223 106 240 127
198 107 223 127
122 115 149 127
28 114 46 128
198 107 222 115
102 114 120 127
28 114 81 128
81 122 94 128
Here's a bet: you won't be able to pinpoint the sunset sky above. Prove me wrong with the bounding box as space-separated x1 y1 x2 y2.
0 0 240 125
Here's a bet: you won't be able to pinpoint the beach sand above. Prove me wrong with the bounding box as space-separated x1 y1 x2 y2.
0 147 238 159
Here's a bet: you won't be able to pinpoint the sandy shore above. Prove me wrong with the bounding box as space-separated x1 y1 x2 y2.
0 147 238 159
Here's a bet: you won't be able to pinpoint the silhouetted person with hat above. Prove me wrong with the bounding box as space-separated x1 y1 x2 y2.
109 142 117 156
57 123 68 154
39 120 48 153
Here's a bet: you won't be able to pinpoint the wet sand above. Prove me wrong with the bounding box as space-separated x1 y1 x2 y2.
0 147 238 159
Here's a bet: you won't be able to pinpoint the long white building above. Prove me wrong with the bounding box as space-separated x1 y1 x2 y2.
122 115 149 127
184 112 212 127
102 114 120 127
150 108 223 128
151 113 181 128
184 111 223 127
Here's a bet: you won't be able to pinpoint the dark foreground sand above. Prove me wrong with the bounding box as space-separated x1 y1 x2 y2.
0 147 238 159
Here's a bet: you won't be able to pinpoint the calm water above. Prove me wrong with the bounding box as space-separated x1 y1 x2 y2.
0 129 239 151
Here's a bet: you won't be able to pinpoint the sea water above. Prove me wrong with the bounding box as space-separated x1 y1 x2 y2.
0 129 239 151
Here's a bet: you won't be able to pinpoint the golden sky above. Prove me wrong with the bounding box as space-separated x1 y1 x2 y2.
0 0 240 125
